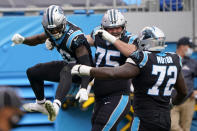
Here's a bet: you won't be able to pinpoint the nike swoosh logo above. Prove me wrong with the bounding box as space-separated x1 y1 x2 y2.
104 102 110 104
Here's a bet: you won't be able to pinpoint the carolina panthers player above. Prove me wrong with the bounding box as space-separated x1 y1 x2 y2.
71 26 187 131
77 9 137 131
11 5 93 122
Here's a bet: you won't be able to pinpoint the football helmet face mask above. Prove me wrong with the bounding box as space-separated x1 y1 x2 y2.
101 9 126 38
138 26 166 51
42 5 66 39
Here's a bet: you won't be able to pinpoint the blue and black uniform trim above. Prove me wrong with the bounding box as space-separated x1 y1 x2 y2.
131 116 140 131
102 95 129 131
128 35 138 44
139 51 149 68
66 30 84 51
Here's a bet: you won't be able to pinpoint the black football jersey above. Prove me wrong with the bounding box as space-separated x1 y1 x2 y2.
47 21 92 63
91 26 137 98
126 50 182 114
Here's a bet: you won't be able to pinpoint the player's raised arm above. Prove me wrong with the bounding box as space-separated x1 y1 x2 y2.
94 29 137 57
12 32 47 46
85 35 95 46
114 39 137 57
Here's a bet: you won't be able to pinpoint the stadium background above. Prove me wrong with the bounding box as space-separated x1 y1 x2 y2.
0 0 197 131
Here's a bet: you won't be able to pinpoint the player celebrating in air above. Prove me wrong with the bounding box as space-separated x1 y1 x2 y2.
71 26 187 131
11 5 93 121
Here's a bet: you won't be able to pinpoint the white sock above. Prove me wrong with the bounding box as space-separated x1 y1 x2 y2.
36 98 46 104
53 99 61 114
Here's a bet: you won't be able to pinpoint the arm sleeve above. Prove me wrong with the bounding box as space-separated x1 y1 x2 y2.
90 26 101 44
77 54 93 89
127 50 146 68
75 40 93 89
128 35 138 45
70 34 87 51
65 29 84 51
173 54 182 74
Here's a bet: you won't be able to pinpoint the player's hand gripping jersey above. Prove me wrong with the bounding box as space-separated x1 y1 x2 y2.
91 26 136 97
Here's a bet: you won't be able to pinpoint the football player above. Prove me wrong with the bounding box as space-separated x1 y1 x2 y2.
11 5 93 122
71 26 187 131
76 9 137 131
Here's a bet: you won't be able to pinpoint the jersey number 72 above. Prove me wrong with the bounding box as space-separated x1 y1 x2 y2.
148 65 177 96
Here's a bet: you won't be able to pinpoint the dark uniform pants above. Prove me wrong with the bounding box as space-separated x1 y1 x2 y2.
91 95 130 131
131 110 171 131
26 61 80 102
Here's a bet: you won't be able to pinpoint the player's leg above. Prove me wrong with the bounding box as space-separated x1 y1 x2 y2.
24 61 67 115
131 116 153 131
45 63 81 121
91 95 130 131
133 110 171 131
55 63 79 102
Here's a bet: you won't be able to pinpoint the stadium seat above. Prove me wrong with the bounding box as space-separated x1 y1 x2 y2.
74 9 94 14
3 12 25 16
160 0 183 11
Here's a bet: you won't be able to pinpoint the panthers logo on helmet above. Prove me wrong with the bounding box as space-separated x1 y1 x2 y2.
138 26 166 51
101 9 126 29
42 5 66 39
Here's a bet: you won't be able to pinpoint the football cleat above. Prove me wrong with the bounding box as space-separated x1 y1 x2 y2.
45 100 58 121
23 102 48 115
